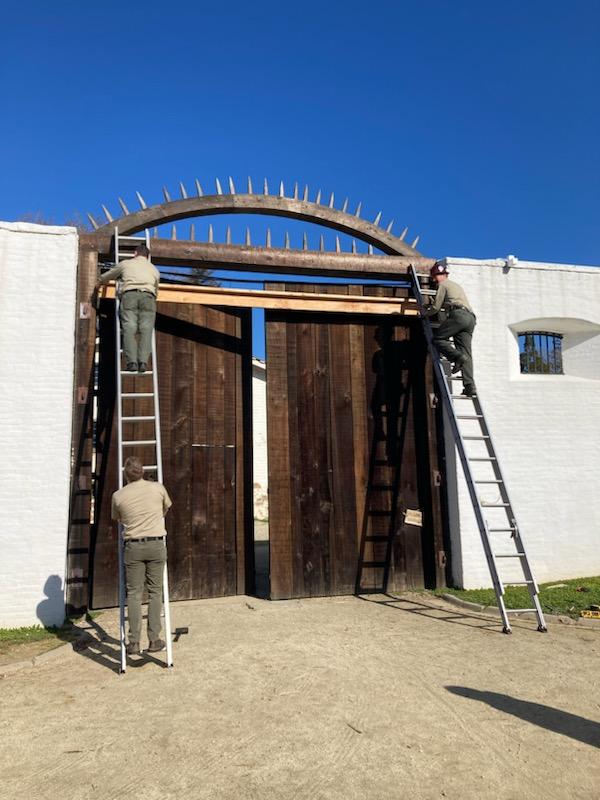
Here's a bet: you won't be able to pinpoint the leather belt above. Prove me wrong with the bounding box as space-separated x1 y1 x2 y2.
125 536 166 543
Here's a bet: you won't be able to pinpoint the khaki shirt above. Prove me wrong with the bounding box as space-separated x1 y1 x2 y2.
423 278 473 317
111 479 172 540
99 255 160 296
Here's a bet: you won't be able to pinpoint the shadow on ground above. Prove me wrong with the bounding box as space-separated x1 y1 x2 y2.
446 686 600 749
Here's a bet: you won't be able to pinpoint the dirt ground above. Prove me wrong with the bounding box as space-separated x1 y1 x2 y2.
1 592 599 800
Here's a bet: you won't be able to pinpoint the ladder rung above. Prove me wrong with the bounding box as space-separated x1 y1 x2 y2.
122 392 154 398
505 608 537 613
463 435 489 440
118 235 147 241
120 370 153 375
361 561 387 568
481 502 510 507
451 394 472 399
122 440 156 446
489 528 516 532
457 414 483 420
121 464 158 471
503 581 534 586
118 252 136 258
474 479 502 484
495 553 525 558
469 457 496 461
122 416 156 422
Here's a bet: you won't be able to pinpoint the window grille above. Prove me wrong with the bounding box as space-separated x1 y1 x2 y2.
519 332 563 374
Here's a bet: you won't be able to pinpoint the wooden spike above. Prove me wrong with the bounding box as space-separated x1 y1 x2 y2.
335 235 341 252
135 191 147 210
86 212 99 230
328 192 335 208
245 227 251 246
179 182 188 199
319 234 325 251
303 232 308 250
101 204 113 222
386 219 394 233
293 182 299 200
342 198 349 213
195 179 204 197
118 197 130 215
247 176 253 194
354 202 362 217
279 180 284 198
411 235 420 248
351 239 357 254
284 231 290 249
400 226 408 240
303 185 308 202
315 189 322 204
190 223 195 241
226 225 231 244
208 224 214 243
368 244 374 255
266 228 272 247
263 178 269 195
228 176 236 194
171 225 177 240
215 178 223 195
373 211 382 225
162 186 171 203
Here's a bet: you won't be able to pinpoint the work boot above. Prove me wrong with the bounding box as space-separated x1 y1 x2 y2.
138 362 148 374
126 641 140 656
126 362 137 372
462 385 476 398
147 638 166 653
451 355 466 374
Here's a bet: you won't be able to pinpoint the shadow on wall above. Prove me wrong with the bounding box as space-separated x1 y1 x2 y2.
36 575 65 627
446 686 600 749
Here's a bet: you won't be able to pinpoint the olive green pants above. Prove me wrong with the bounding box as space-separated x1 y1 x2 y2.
124 538 166 643
120 290 156 365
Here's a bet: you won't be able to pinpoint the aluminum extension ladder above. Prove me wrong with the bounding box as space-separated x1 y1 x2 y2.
114 226 174 671
410 265 547 634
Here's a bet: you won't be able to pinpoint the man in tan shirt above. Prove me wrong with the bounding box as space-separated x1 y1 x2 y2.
111 457 172 655
98 244 160 374
422 262 477 396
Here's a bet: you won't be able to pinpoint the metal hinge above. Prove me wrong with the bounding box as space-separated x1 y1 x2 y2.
438 551 447 568
80 302 91 319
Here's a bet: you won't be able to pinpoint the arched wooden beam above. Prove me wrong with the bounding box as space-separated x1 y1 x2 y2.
92 194 422 256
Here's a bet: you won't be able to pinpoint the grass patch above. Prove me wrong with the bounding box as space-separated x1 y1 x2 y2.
436 576 600 618
0 612 102 653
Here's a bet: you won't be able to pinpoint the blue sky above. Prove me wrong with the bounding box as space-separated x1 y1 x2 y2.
2 2 598 277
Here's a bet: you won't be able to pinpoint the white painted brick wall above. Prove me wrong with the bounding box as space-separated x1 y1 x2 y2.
443 257 600 588
0 222 78 628
252 360 268 520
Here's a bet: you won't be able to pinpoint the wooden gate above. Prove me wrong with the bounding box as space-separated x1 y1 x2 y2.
90 299 253 608
266 285 446 599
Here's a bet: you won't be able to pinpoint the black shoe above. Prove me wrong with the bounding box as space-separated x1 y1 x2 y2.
462 385 476 397
138 362 148 374
126 641 140 656
451 356 466 374
126 362 137 372
147 638 166 653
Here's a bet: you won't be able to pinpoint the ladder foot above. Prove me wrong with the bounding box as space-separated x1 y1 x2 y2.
502 626 512 634
537 624 548 633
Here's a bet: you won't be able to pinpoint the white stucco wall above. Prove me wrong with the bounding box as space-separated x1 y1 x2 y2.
252 359 268 520
0 221 78 627
442 256 600 588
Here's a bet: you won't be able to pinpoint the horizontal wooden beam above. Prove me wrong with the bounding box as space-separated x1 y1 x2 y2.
79 234 434 280
101 283 419 316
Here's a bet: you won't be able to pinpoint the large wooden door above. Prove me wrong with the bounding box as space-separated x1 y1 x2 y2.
266 285 446 600
90 300 253 608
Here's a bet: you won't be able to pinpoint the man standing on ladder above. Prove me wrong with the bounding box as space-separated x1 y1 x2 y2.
111 456 172 655
97 243 160 373
421 261 477 397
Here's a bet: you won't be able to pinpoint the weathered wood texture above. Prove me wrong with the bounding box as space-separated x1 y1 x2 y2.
266 284 446 599
89 301 253 608
82 234 433 280
65 244 98 615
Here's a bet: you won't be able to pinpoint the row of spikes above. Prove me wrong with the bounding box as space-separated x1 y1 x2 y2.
88 177 419 248
143 223 418 254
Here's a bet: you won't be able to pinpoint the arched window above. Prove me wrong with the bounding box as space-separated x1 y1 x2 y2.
518 332 563 375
